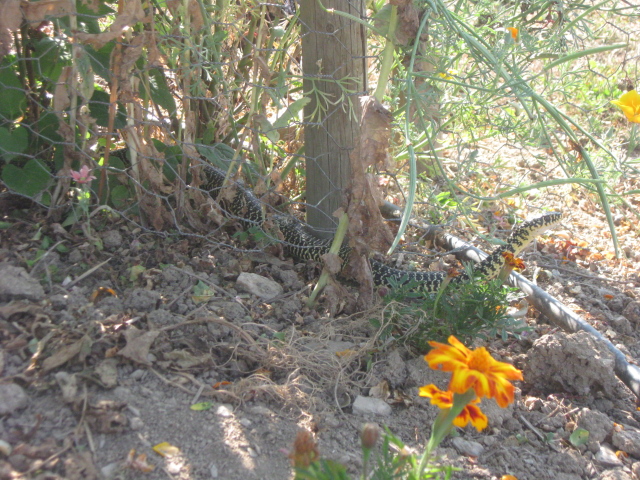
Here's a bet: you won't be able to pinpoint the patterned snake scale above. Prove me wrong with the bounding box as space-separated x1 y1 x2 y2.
202 164 562 291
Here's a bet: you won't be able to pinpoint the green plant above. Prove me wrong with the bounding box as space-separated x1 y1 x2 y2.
372 264 528 350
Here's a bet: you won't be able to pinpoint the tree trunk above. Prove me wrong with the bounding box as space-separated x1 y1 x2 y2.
300 0 366 236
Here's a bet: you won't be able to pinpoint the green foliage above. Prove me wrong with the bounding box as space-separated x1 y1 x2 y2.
293 429 455 480
372 268 528 350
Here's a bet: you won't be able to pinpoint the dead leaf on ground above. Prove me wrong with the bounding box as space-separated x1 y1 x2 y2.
117 326 159 365
54 371 78 403
64 450 100 480
125 449 155 472
42 335 92 372
94 357 119 388
162 350 211 369
82 400 128 433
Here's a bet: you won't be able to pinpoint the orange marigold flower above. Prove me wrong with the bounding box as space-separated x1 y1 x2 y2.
502 251 525 270
425 336 523 407
419 384 488 431
506 27 519 40
611 90 640 123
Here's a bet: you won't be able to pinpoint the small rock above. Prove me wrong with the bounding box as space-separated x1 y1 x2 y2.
352 395 392 416
0 440 12 456
575 408 613 443
451 437 484 457
622 301 640 324
130 369 146 381
595 445 623 467
631 461 640 479
236 272 283 300
612 428 640 458
239 418 252 427
0 383 27 415
129 417 144 431
124 288 161 312
597 469 633 480
209 463 219 478
101 462 120 479
0 264 45 302
480 398 513 428
384 350 408 388
216 405 233 417
102 230 123 250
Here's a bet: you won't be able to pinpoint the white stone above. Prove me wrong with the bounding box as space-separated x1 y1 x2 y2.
236 272 283 300
352 395 392 416
451 437 484 457
595 444 623 467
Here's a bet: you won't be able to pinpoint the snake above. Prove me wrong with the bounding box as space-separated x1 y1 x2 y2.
202 163 562 291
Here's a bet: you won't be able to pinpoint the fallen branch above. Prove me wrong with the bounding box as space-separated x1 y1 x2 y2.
429 229 640 399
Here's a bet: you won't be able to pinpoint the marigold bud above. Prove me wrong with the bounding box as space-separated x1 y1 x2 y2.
288 430 319 468
361 423 380 450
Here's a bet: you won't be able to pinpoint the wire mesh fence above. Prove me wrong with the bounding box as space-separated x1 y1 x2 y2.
1 0 639 265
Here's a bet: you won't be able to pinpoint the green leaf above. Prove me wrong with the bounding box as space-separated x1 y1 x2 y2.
569 428 589 447
110 185 132 209
190 402 214 411
33 37 70 80
89 89 126 128
2 159 51 196
272 97 310 129
197 143 236 168
0 126 29 162
0 64 27 119
147 68 176 114
192 280 216 303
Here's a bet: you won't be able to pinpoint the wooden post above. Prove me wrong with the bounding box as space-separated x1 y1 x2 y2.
299 0 365 236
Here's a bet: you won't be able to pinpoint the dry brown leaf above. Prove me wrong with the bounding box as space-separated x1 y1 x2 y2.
94 357 119 388
42 335 92 372
82 400 128 433
117 326 159 365
53 66 72 116
0 0 21 56
345 96 394 307
75 0 149 48
320 252 343 275
20 0 74 22
64 450 100 480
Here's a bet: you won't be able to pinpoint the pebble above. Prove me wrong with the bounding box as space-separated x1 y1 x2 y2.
594 444 623 467
612 428 640 457
209 463 219 478
451 437 484 457
0 383 27 415
0 265 45 302
216 405 233 417
235 272 283 300
352 395 392 417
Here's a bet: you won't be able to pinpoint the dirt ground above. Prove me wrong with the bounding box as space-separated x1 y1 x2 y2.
1 150 640 480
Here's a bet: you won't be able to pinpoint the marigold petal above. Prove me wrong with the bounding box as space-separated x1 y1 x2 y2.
452 404 488 431
419 384 454 408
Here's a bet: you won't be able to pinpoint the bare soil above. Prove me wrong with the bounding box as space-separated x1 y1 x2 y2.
1 161 640 480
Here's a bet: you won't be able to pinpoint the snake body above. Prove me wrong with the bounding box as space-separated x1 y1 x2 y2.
202 164 561 291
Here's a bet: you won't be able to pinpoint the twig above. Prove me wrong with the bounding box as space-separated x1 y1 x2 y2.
518 413 560 452
65 258 111 289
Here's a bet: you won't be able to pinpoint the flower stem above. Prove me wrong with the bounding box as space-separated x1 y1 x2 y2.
416 389 477 476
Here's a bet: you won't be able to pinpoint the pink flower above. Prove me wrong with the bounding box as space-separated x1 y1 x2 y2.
71 165 97 184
